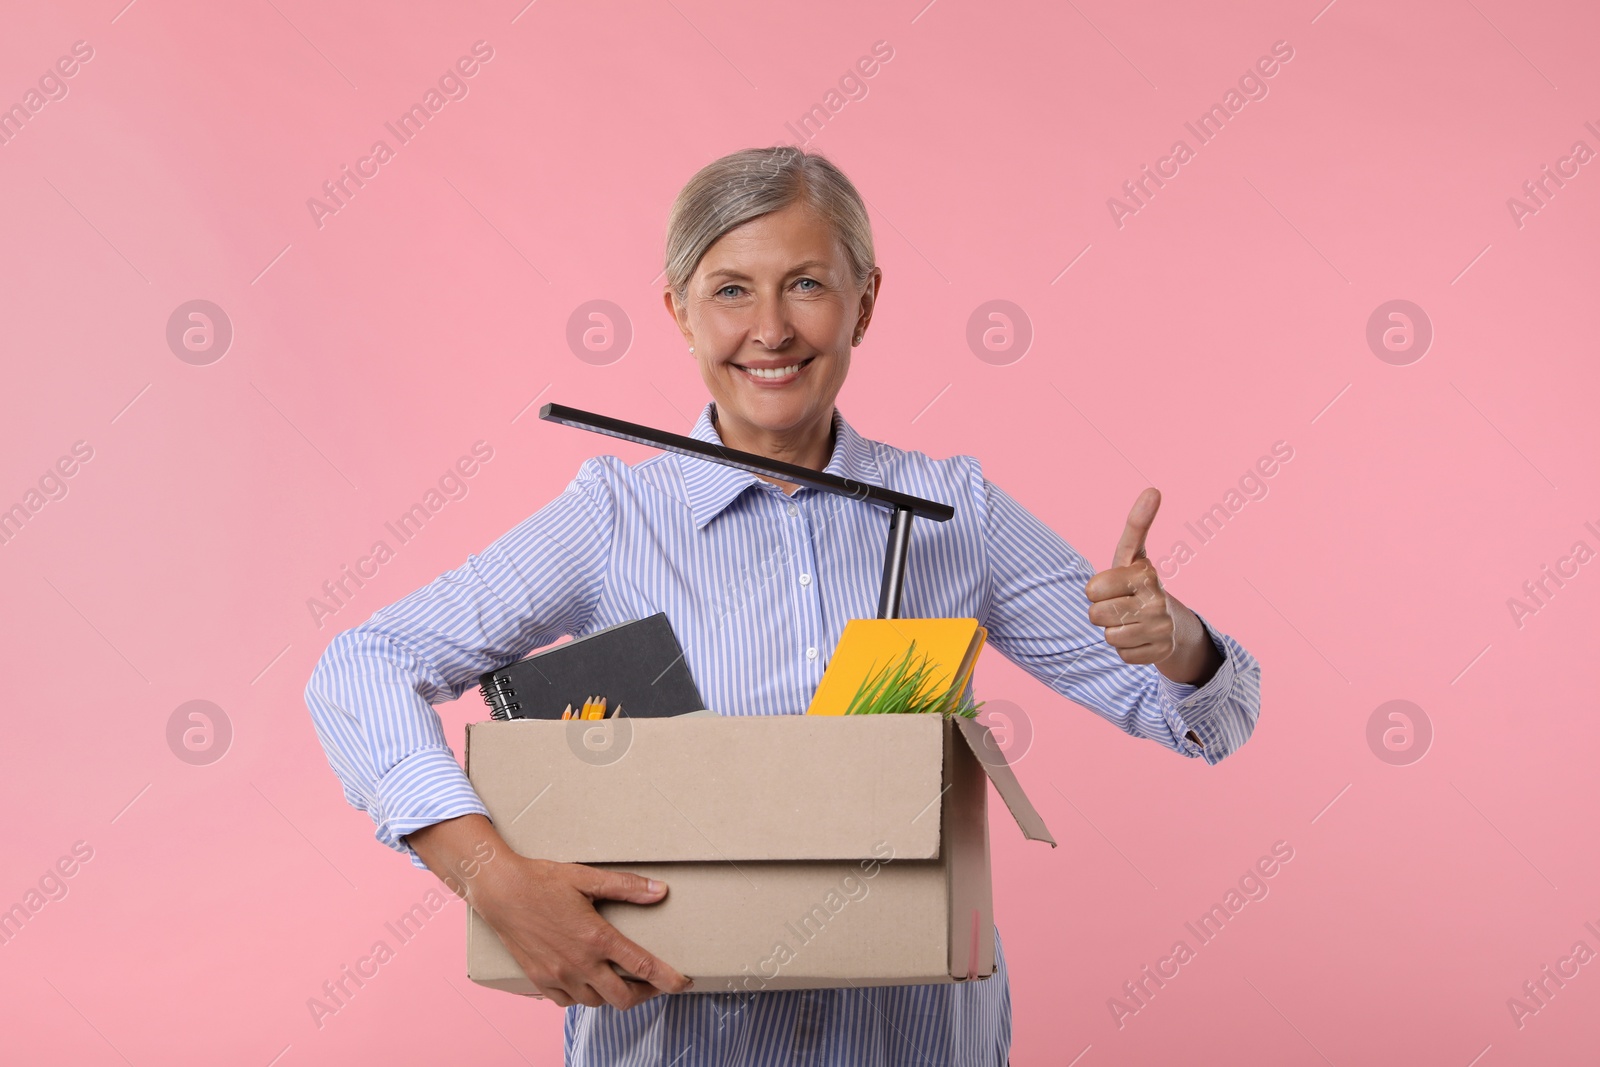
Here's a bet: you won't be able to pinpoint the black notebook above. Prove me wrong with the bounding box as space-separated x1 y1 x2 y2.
478 612 706 720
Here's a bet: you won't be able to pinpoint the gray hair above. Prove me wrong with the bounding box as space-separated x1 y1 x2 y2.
664 146 876 302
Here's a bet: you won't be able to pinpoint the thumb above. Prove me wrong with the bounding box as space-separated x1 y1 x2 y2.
1112 487 1161 569
579 866 669 905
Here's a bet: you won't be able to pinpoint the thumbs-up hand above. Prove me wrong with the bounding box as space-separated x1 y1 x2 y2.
1084 488 1176 666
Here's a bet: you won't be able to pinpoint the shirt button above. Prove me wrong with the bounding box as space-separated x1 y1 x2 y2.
806 647 818 661
799 573 811 586
787 503 799 517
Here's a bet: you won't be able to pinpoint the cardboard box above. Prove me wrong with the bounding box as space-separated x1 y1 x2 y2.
464 714 1055 994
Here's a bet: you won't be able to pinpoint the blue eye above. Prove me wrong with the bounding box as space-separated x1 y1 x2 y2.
795 278 819 291
717 285 743 298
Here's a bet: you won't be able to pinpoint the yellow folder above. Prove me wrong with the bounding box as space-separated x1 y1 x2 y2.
806 618 987 716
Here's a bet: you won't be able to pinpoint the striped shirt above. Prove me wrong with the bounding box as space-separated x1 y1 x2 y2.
304 400 1261 1065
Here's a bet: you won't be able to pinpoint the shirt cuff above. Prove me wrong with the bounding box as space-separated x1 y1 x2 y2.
374 746 490 871
1155 613 1238 760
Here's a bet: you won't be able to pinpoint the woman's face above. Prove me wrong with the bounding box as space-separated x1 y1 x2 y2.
666 200 879 449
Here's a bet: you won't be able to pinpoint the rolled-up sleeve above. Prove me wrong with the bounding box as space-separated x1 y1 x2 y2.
303 457 615 867
974 471 1261 765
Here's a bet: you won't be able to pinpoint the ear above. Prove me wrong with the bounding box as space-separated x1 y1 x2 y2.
854 267 883 339
662 287 693 349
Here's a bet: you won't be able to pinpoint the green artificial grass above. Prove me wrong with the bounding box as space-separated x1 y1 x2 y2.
841 639 983 719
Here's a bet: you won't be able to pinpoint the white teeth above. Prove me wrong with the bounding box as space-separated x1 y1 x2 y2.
741 361 806 380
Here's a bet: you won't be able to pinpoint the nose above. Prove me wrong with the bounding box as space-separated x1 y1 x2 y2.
749 292 792 351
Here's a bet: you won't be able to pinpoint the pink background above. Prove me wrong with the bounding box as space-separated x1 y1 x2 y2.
2 0 1596 1063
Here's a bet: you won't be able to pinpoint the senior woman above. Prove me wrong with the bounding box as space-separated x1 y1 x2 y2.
305 145 1261 1065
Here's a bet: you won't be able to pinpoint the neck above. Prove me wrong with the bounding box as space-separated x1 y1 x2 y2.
711 403 836 495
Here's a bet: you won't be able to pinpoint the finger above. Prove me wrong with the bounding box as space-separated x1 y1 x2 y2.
1084 565 1145 603
1101 623 1151 650
1087 596 1145 628
605 928 693 995
502 939 570 1005
1111 642 1164 664
589 966 665 1011
1104 614 1173 647
542 984 577 1008
579 866 669 905
569 982 608 1009
1112 487 1161 569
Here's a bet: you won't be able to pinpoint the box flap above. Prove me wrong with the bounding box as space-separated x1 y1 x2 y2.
466 716 949 863
955 717 1056 847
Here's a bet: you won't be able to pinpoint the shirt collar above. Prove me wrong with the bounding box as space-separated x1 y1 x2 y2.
677 400 881 530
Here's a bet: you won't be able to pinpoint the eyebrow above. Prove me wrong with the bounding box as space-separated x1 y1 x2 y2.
702 259 833 283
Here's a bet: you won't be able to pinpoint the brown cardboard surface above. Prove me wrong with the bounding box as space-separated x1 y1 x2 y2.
464 715 1052 993
469 860 949 994
466 716 947 862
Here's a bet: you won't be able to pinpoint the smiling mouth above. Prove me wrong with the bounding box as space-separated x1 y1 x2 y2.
736 357 814 381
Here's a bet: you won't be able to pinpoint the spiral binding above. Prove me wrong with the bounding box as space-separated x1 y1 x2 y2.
481 674 520 721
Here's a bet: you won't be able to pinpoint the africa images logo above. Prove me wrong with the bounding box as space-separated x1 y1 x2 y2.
1106 40 1295 229
305 41 495 229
